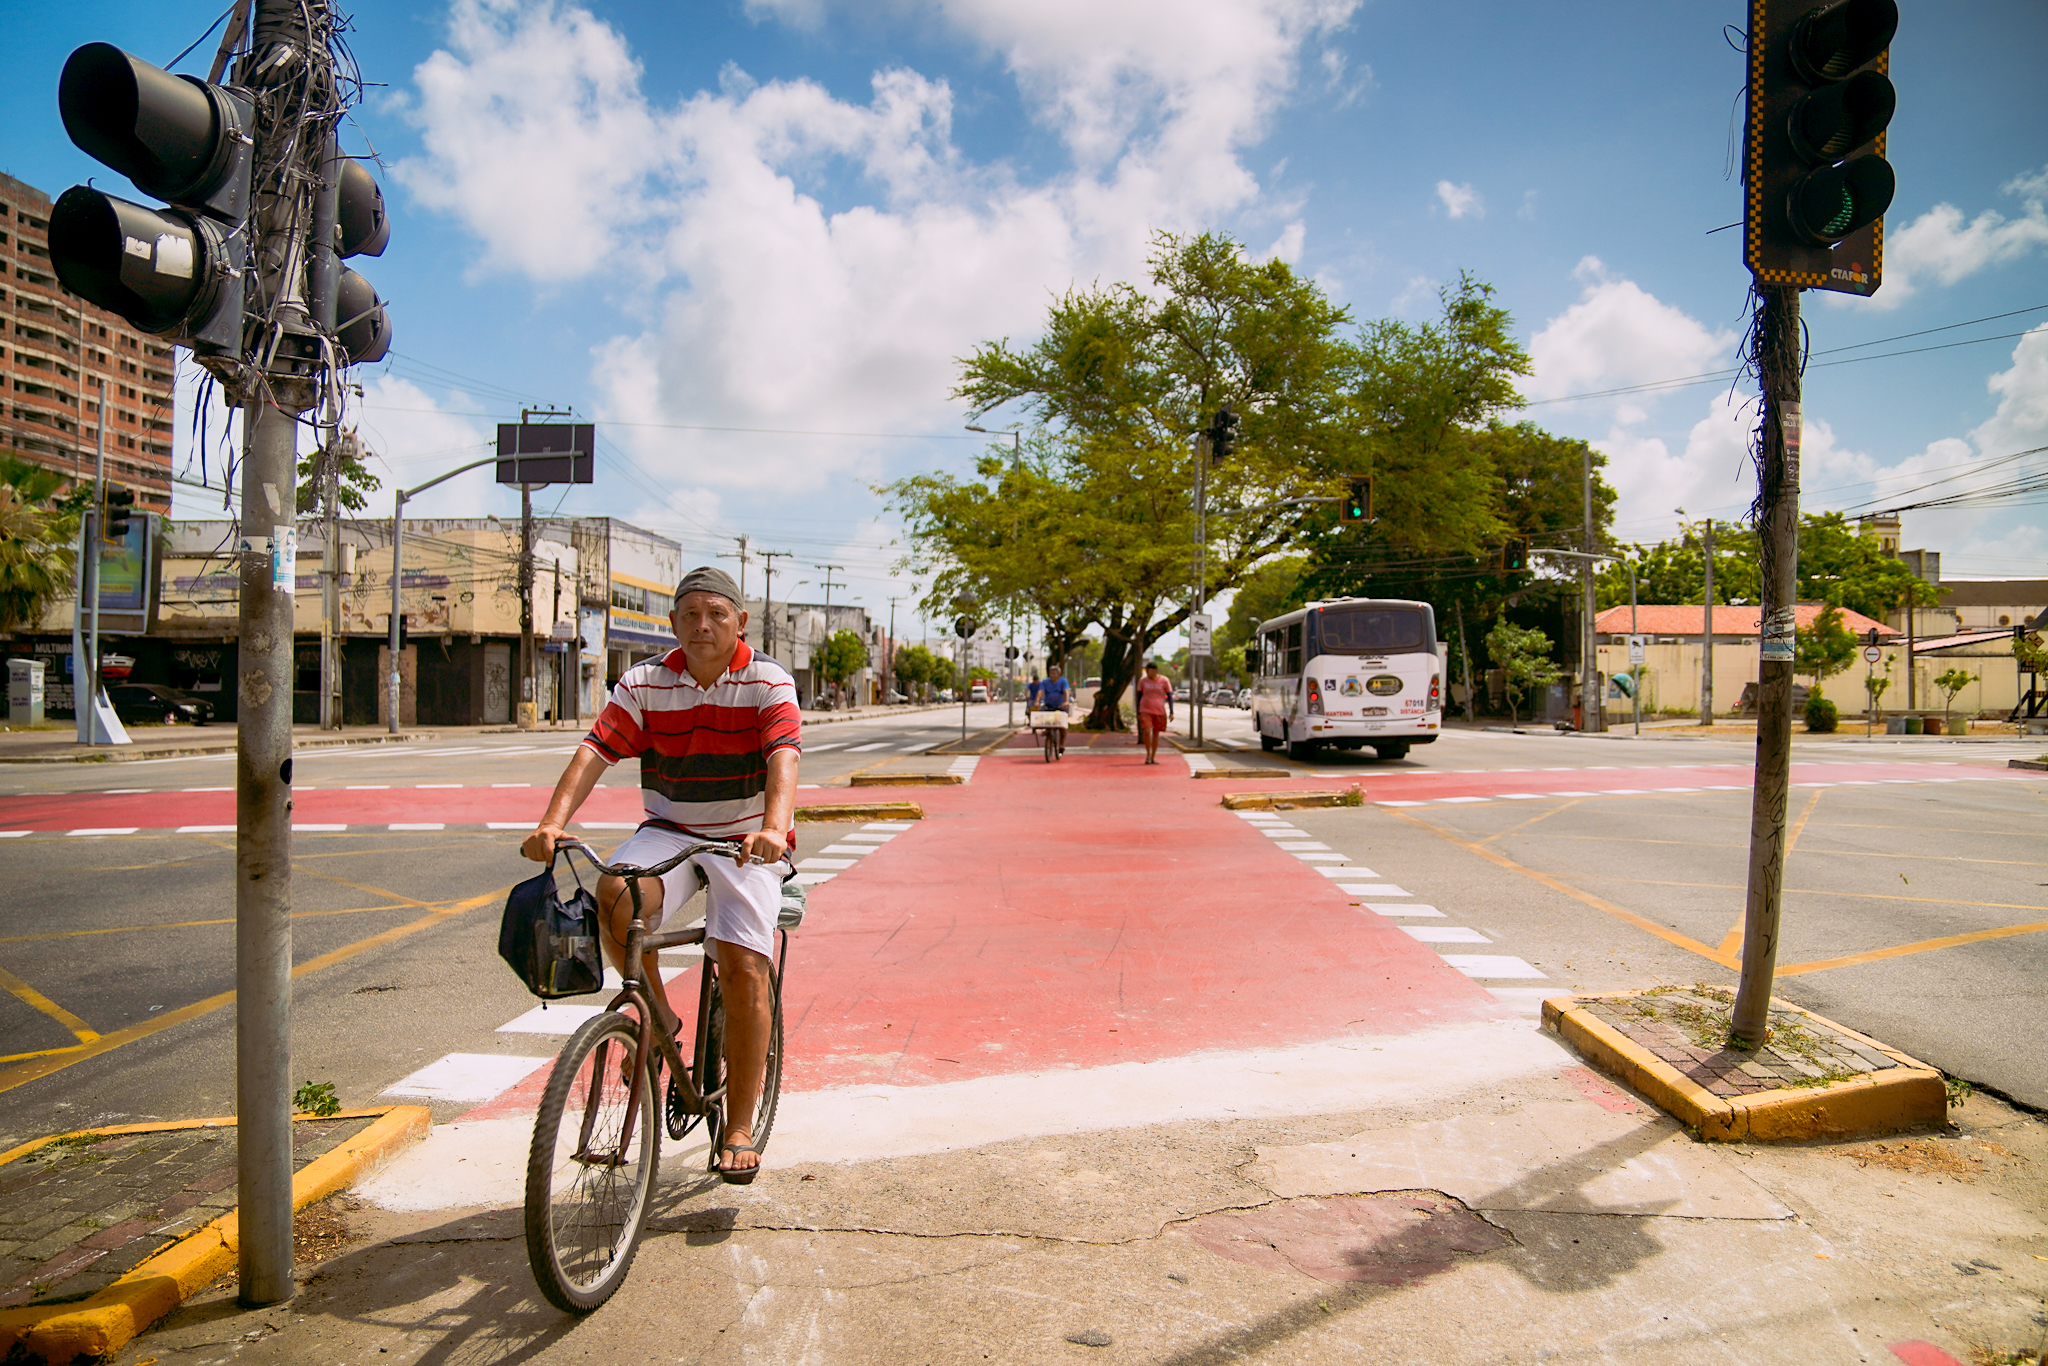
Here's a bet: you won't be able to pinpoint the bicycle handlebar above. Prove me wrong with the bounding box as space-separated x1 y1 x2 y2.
554 836 745 881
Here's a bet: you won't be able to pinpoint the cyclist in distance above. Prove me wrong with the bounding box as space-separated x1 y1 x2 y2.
521 565 799 1183
1037 664 1073 756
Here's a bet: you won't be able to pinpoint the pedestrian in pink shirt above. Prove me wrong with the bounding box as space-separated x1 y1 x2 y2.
1134 659 1174 764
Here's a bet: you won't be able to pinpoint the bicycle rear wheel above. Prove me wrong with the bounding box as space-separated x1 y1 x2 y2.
525 1011 659 1313
1042 728 1056 763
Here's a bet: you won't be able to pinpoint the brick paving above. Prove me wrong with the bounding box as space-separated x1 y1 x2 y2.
0 1115 372 1310
1579 989 1901 1099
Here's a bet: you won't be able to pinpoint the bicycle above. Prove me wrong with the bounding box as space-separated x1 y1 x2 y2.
1027 708 1068 762
523 836 796 1313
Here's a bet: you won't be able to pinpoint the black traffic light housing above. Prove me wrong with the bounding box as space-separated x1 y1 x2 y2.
103 486 137 539
51 43 252 357
1338 477 1373 525
1744 0 1898 295
1208 407 1239 464
1500 537 1530 573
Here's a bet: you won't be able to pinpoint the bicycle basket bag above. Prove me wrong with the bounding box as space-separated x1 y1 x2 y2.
498 860 604 998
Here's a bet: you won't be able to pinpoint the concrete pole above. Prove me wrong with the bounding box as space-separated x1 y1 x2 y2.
1583 443 1599 731
1701 519 1715 725
87 381 106 742
1733 284 1802 1047
1629 559 1640 736
1193 434 1206 745
387 490 405 734
520 483 535 726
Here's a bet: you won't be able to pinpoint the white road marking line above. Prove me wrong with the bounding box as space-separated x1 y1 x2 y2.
1441 955 1546 979
486 822 531 830
177 824 235 833
382 1053 552 1102
1375 800 1429 807
346 785 391 790
793 872 837 885
1275 841 1331 851
100 788 150 794
1185 753 1216 771
496 1004 606 1035
1295 852 1353 862
182 787 233 792
1496 793 1545 800
1337 883 1411 896
840 833 895 843
578 821 637 830
1436 796 1488 804
1360 903 1444 917
844 742 891 752
798 858 858 870
863 822 915 831
294 823 347 832
490 783 532 788
0 830 30 838
1402 926 1492 943
1654 787 1700 793
805 743 846 752
389 823 445 831
819 844 874 856
417 783 462 789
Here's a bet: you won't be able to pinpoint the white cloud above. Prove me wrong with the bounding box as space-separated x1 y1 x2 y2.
393 0 1363 499
1525 257 1738 403
1261 220 1305 263
1434 180 1482 220
1857 164 2048 309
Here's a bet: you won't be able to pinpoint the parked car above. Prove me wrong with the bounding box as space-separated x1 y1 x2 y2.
1205 685 1236 706
884 689 908 704
1171 683 1190 702
1237 687 1253 709
969 683 990 703
108 682 213 726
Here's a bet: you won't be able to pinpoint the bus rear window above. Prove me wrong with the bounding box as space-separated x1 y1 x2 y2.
1318 609 1425 654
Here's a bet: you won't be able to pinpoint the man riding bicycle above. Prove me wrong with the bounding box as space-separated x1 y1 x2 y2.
1034 664 1074 756
521 565 798 1183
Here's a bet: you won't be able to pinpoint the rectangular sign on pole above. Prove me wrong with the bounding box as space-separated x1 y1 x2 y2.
1189 612 1213 658
496 423 595 486
1628 634 1646 665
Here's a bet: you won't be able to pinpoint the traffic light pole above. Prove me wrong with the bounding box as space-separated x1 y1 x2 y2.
1732 283 1803 1047
521 482 535 727
1701 518 1716 725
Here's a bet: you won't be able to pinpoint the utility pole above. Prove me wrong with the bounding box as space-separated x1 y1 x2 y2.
721 533 751 613
514 407 571 729
815 564 845 705
1701 518 1715 726
1732 284 1802 1047
1582 443 1600 732
758 550 792 660
886 596 900 704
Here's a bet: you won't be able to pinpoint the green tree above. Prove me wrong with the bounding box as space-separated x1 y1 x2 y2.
1484 617 1561 727
1794 604 1858 691
904 231 1357 730
0 455 84 636
295 429 383 516
818 628 868 690
1932 667 1977 726
1864 672 1890 719
1598 513 1941 618
891 644 942 700
1214 555 1306 665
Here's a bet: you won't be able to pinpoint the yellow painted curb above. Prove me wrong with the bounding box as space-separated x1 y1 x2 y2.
1193 767 1291 780
1219 789 1363 810
0 1105 429 1364
1543 992 1946 1143
848 773 963 787
794 801 923 822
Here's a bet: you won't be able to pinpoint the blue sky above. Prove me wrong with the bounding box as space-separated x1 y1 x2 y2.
7 0 2046 630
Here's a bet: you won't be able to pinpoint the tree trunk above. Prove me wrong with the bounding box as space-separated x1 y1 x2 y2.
1087 619 1136 731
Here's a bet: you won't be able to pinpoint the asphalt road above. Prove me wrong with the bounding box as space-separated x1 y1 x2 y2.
0 707 2041 1155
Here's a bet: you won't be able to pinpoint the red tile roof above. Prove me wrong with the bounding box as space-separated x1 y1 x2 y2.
1593 603 1899 638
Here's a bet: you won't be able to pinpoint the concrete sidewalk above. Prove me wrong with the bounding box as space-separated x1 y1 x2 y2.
107 745 2048 1365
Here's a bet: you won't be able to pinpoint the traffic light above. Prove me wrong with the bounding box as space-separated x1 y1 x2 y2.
103 487 137 539
1338 477 1373 525
50 43 252 357
1208 407 1239 464
327 156 393 364
1743 0 1898 296
954 617 977 639
1500 537 1530 573
1867 627 1883 648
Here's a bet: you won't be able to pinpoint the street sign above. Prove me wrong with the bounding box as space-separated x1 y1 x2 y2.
1628 634 1646 665
1863 645 1882 663
1189 612 1213 658
496 423 595 485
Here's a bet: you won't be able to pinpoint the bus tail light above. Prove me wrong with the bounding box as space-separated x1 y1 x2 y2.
1429 674 1441 711
1306 678 1325 716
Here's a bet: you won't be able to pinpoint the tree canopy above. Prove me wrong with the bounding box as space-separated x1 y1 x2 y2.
1597 512 1943 618
0 455 85 636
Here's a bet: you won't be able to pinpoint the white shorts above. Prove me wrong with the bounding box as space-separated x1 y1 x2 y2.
604 824 785 962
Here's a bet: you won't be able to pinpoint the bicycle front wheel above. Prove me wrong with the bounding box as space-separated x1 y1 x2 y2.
525 1011 659 1313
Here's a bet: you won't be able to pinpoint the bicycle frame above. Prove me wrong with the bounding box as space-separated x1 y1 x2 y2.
554 838 789 1164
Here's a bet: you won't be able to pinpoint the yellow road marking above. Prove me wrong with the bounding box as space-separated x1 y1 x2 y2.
1720 788 1823 957
1778 920 2048 976
1582 873 2048 914
1384 807 1735 968
0 887 507 1097
1480 798 1582 846
0 903 418 946
0 965 100 1045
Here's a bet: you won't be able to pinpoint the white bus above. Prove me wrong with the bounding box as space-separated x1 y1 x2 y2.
1248 598 1445 762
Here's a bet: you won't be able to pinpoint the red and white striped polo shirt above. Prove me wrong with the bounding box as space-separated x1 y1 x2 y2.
581 640 802 840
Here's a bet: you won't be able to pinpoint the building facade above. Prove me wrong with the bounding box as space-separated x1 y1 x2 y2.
2 173 175 512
